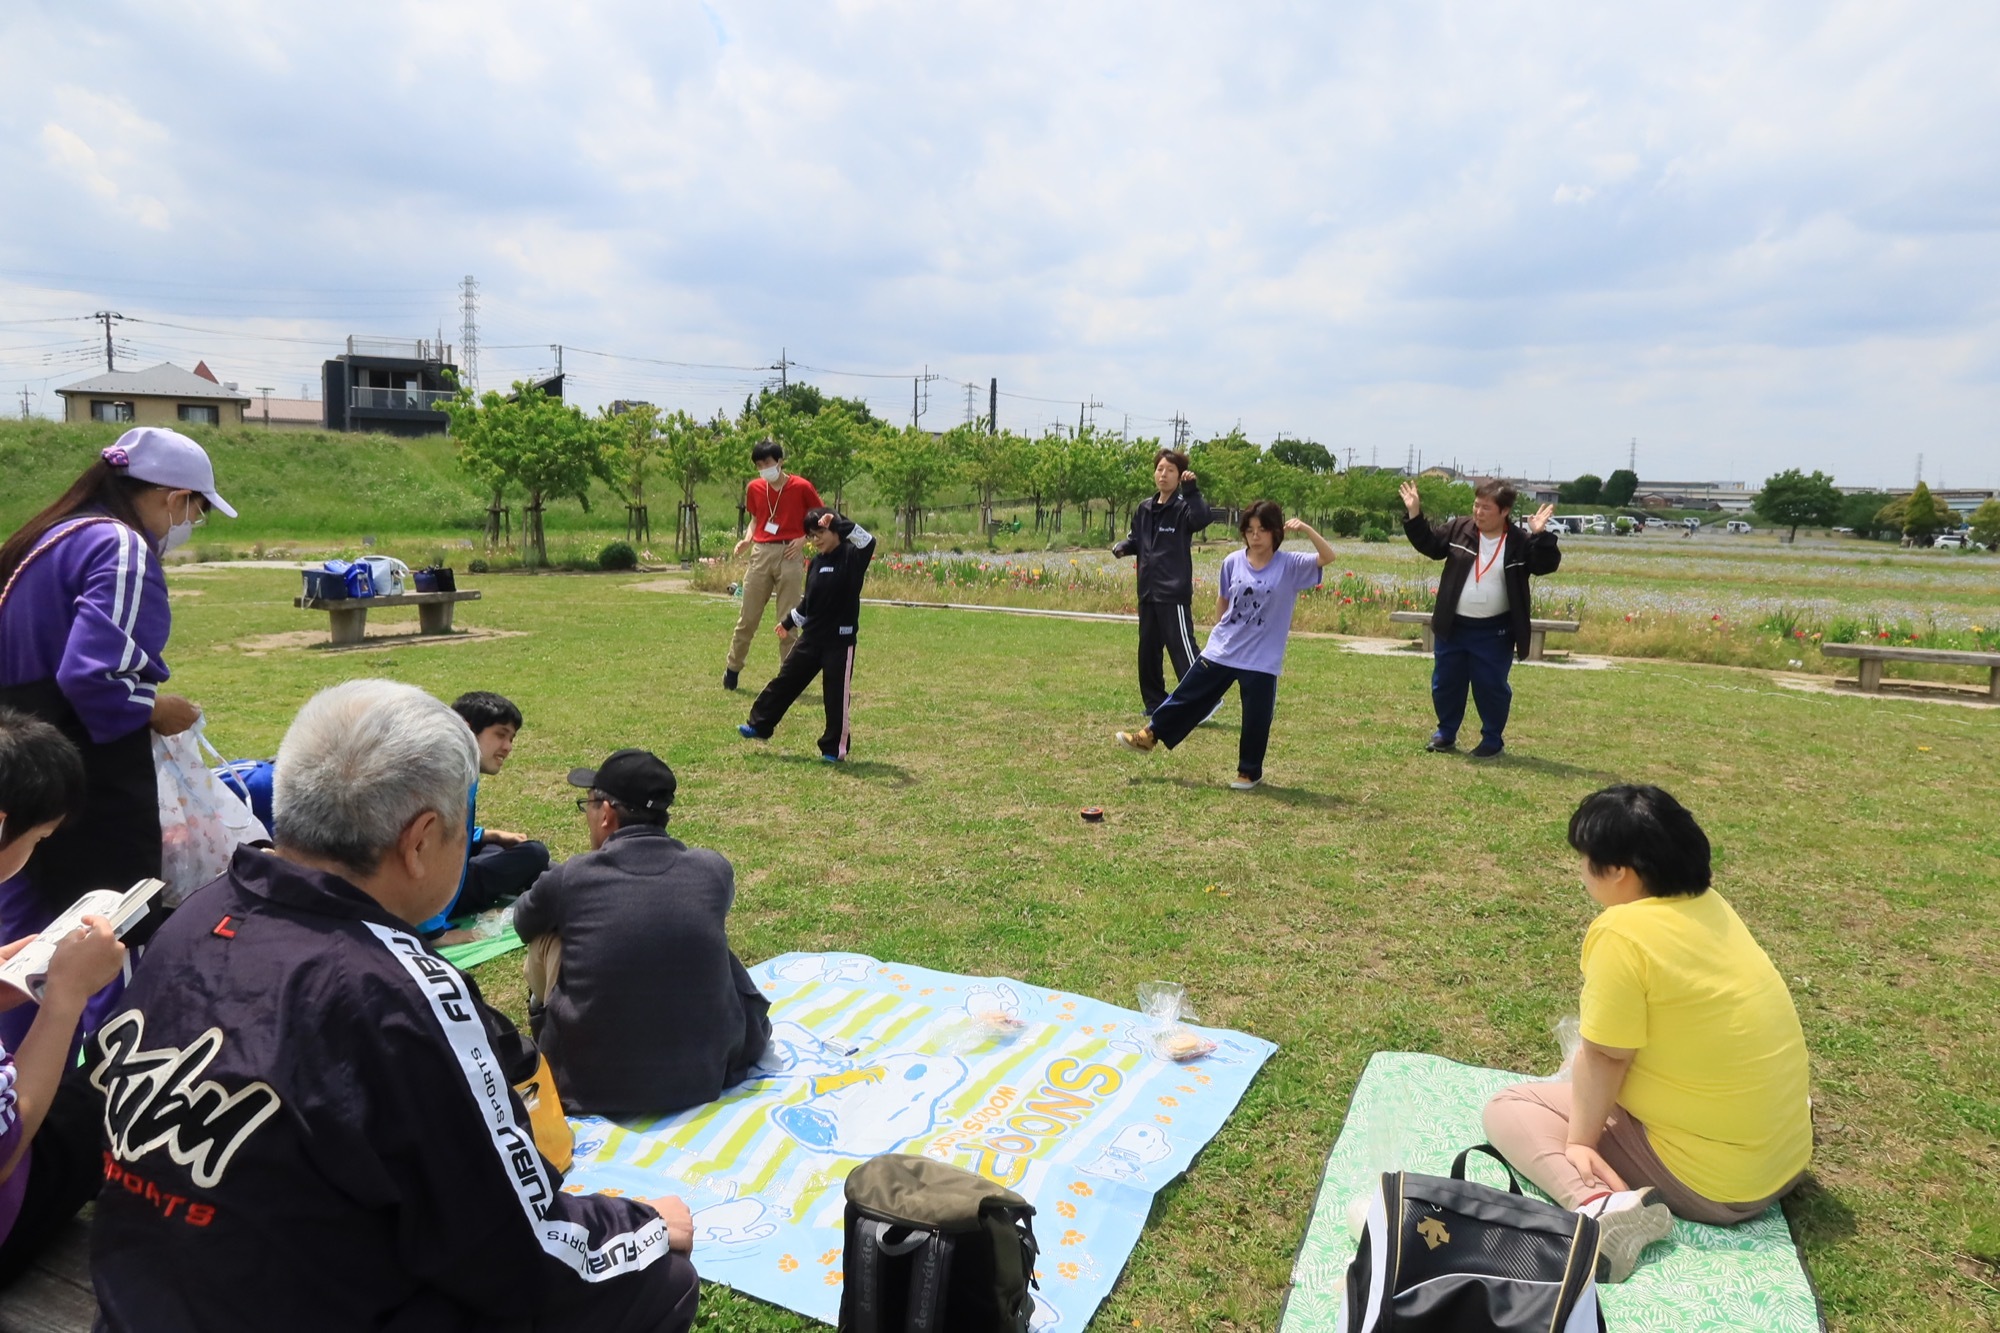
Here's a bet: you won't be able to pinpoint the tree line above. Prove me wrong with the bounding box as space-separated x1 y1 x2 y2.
439 379 1478 564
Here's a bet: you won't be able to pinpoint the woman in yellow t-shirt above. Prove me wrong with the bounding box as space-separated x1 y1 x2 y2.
1483 785 1812 1282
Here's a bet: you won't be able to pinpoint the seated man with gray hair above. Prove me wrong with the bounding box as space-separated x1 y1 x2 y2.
86 680 699 1333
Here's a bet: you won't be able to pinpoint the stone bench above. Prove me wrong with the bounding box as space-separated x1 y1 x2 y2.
1388 610 1582 661
294 590 482 646
1820 642 2000 698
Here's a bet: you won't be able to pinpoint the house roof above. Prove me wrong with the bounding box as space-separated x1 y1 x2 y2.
57 363 253 402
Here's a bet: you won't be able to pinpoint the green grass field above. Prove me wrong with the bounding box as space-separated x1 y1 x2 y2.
157 564 2000 1330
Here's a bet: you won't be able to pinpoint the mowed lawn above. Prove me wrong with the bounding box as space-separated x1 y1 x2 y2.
164 566 2000 1331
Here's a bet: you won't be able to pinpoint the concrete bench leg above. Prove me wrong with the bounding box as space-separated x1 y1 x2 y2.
418 602 457 635
1420 625 1435 654
1858 658 1884 693
328 607 367 646
1990 665 1999 700
1527 629 1547 661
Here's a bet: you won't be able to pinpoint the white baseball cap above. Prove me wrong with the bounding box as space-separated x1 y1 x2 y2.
102 427 237 518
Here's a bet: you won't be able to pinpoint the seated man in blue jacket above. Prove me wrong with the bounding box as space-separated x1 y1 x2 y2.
89 680 698 1333
421 690 551 939
513 749 770 1120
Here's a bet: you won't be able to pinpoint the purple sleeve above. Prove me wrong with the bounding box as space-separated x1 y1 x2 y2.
1218 553 1237 603
57 524 171 744
1289 550 1324 591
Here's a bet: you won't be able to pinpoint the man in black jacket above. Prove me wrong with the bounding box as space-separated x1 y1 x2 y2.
512 748 770 1120
1401 478 1562 758
88 679 698 1333
738 507 878 761
1111 449 1215 714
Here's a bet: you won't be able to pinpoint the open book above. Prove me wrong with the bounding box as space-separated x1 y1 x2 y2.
0 878 163 1004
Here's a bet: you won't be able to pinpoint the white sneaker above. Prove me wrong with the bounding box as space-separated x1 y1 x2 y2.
1578 1187 1673 1283
1228 773 1262 791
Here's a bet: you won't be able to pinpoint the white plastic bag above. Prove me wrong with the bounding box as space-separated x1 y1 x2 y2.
155 724 271 906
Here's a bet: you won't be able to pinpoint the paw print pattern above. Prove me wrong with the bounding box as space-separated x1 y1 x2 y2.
778 1255 799 1273
1068 1181 1093 1197
1056 1201 1077 1218
1058 1262 1081 1280
919 988 934 995
1176 1085 1195 1094
1194 1073 1212 1085
819 1248 841 1265
1079 1025 1095 1035
1060 1229 1086 1247
1155 1114 1173 1125
897 984 911 991
1158 1095 1179 1107
825 1271 844 1286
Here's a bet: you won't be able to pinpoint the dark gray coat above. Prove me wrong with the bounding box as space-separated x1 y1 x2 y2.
512 824 770 1119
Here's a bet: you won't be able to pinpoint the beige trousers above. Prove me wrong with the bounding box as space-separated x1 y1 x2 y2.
1482 1080 1801 1225
726 541 805 673
525 935 562 1006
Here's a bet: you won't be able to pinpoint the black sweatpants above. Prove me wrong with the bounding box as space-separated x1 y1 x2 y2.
746 638 857 759
1137 600 1200 714
1148 656 1280 781
458 840 552 917
535 1250 700 1333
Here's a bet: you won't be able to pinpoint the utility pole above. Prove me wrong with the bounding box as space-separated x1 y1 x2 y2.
1079 396 1102 433
988 378 997 435
910 365 938 428
17 387 33 420
459 276 480 393
1171 412 1189 450
549 344 563 376
256 386 273 427
1915 453 1923 485
770 347 794 391
1628 437 1637 475
94 311 124 371
964 382 977 425
1343 447 1356 472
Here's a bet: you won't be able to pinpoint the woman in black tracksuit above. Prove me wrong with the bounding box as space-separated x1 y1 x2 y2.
1111 449 1215 715
738 508 877 761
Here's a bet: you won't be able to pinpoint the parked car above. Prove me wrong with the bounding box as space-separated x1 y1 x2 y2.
1725 520 1754 534
1933 532 1968 549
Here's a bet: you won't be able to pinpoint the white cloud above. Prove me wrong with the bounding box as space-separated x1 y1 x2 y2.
0 0 1995 486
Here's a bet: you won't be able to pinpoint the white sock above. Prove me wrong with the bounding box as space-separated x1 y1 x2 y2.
1576 1188 1653 1217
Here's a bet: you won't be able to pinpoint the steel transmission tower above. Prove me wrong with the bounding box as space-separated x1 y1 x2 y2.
459 276 480 393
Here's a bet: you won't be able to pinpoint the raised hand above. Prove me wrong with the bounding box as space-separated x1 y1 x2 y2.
1399 480 1422 517
1283 517 1307 532
1182 470 1196 484
1529 503 1556 534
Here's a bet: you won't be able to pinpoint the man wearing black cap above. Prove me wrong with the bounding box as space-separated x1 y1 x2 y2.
510 749 771 1119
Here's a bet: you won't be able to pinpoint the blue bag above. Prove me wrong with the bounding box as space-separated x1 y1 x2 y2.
212 759 277 834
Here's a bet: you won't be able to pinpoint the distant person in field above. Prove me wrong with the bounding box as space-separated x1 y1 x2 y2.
1482 785 1811 1283
1114 501 1335 790
0 427 234 1049
1111 449 1215 716
512 748 770 1119
722 438 822 692
1399 478 1561 758
0 707 128 1289
737 508 878 762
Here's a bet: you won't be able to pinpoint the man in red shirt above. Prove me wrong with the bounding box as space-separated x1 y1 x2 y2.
723 439 823 690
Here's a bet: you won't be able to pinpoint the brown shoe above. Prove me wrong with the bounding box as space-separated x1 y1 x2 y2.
1115 728 1157 753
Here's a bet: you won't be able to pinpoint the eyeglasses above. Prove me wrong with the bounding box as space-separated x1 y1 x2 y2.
574 795 605 812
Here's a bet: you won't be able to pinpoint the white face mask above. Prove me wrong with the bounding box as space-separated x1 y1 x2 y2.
160 494 203 553
759 465 783 484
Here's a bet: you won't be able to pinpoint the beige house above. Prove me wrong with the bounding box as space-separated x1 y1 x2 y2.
57 363 251 429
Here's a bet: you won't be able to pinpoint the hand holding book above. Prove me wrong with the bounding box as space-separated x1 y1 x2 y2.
0 877 157 1007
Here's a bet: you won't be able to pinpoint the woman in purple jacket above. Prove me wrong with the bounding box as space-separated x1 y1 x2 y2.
0 428 233 1044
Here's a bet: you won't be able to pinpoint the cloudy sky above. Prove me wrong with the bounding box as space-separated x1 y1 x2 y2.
3 1 1996 488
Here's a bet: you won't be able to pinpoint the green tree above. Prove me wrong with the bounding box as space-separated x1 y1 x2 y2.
1839 491 1896 538
947 426 1030 541
1269 437 1335 473
790 402 872 509
601 403 662 545
1753 468 1842 541
1558 473 1604 504
1602 468 1639 507
1028 430 1089 536
1969 497 2000 551
866 425 955 549
1885 482 1951 545
657 410 725 559
441 381 606 567
1187 428 1260 513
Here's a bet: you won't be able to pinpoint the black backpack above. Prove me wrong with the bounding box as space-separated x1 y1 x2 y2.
838 1153 1040 1333
1341 1144 1606 1332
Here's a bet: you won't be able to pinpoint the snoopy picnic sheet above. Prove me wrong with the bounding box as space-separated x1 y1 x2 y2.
559 951 1277 1329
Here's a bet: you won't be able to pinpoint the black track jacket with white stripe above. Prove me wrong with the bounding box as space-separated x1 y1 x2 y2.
782 518 878 645
1111 480 1215 603
88 847 676 1332
1402 512 1563 660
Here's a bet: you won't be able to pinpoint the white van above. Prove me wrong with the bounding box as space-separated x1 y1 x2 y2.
1725 520 1754 534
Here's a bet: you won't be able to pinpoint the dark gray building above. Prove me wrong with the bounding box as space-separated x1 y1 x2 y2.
321 336 458 437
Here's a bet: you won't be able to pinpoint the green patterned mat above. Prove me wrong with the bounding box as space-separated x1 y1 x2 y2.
436 921 523 970
1280 1052 1825 1333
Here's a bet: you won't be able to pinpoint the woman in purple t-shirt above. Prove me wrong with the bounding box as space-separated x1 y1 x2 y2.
1115 501 1335 789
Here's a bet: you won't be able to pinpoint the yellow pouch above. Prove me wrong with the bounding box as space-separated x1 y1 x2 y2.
513 1052 573 1173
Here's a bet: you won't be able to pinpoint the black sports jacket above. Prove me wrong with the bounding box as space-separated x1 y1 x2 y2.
1112 480 1215 603
783 519 879 645
89 848 678 1332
